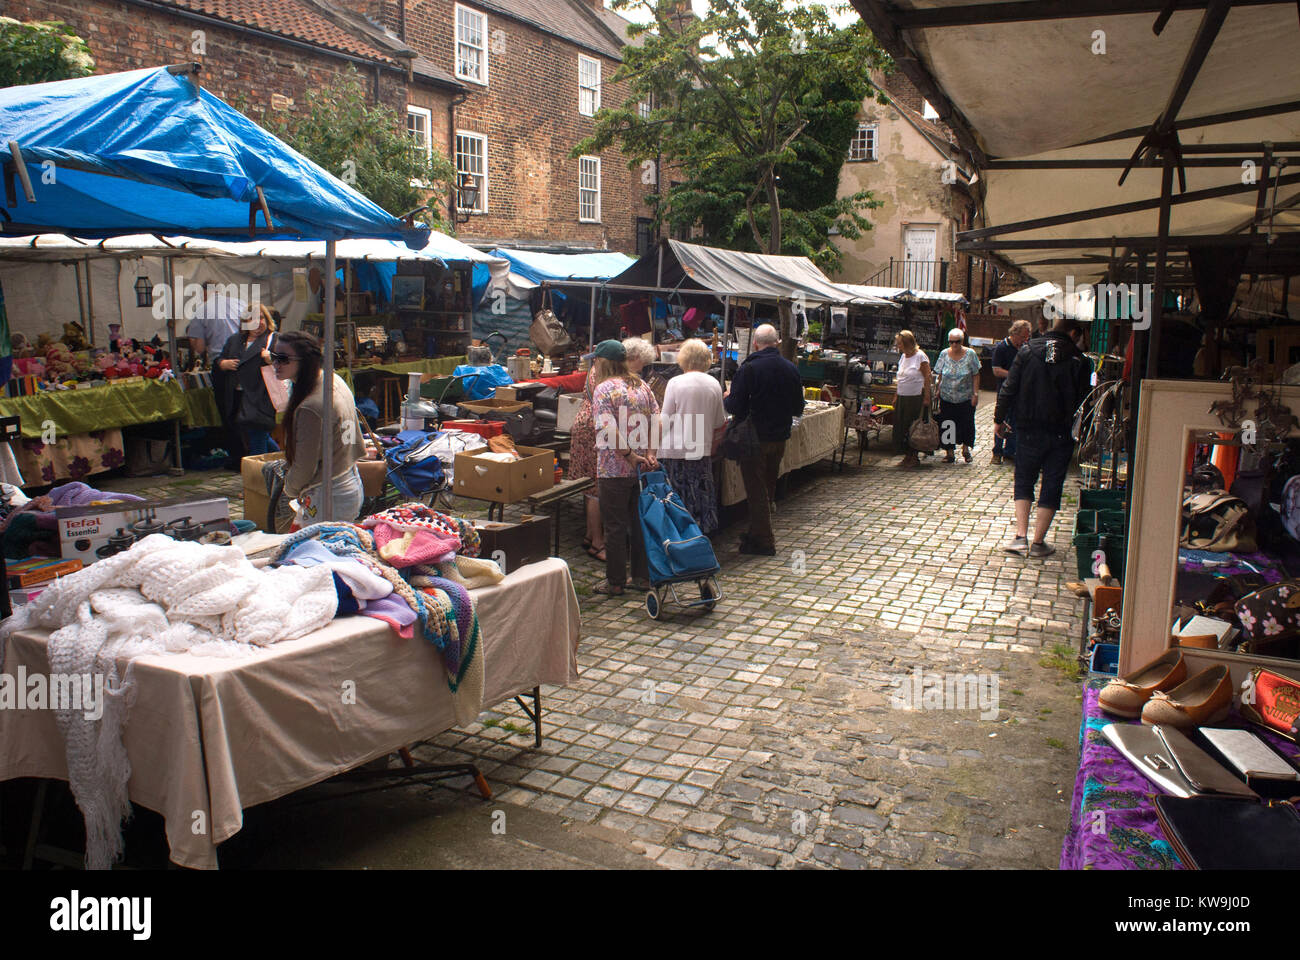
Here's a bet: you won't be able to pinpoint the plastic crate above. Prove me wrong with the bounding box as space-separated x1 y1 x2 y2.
443 419 505 439
1072 508 1127 580
1089 643 1120 675
1079 488 1126 512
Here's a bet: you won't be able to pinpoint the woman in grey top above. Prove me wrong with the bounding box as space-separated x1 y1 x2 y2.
270 331 367 528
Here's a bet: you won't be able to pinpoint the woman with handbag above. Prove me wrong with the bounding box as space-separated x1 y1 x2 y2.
590 340 659 596
217 304 282 456
893 330 933 469
932 328 982 463
269 331 367 528
569 362 605 560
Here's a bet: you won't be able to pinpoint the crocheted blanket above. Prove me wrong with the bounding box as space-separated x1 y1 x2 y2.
0 534 339 869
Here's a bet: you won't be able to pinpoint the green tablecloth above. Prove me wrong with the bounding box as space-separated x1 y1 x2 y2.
339 356 463 387
182 387 222 428
0 379 199 440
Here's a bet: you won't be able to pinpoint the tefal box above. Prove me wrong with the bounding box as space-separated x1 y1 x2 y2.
56 495 231 565
472 514 553 573
453 446 554 503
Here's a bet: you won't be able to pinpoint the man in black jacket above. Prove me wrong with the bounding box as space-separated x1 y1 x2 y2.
994 317 1093 558
724 323 805 556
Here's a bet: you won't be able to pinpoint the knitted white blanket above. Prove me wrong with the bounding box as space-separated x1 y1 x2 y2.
0 535 338 869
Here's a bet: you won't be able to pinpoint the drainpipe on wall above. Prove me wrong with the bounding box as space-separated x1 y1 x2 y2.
449 90 469 225
399 0 407 41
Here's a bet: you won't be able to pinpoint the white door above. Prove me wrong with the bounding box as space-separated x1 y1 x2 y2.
903 226 937 290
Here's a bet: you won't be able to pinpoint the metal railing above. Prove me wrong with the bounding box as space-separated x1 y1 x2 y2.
866 258 950 292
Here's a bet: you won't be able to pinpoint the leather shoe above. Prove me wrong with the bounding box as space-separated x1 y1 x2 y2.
1098 648 1186 718
1140 664 1232 730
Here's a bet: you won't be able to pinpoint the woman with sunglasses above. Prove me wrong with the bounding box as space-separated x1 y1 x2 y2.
216 304 280 455
270 331 367 527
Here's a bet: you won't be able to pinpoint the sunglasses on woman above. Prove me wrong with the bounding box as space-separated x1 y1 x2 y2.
269 351 296 365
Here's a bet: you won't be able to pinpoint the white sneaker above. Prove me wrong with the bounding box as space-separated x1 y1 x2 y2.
1004 536 1029 556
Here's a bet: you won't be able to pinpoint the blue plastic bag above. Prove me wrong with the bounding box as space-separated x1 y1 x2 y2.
453 363 513 401
637 470 719 584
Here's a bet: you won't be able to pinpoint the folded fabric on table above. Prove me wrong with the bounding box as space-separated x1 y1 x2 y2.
280 538 395 600
0 534 338 870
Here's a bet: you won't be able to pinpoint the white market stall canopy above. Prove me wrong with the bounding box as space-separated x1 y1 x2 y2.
989 281 1062 306
852 1 1300 288
608 239 896 307
833 282 965 306
0 232 509 344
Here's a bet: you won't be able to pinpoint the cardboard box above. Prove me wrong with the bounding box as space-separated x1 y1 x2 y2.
453 446 555 503
57 495 231 565
458 398 532 416
241 452 285 532
495 383 548 404
473 514 553 573
556 393 583 432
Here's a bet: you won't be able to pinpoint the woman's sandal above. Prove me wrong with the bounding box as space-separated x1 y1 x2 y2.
592 580 624 596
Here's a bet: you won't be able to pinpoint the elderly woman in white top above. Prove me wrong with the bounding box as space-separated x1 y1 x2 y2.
894 329 933 469
659 338 727 533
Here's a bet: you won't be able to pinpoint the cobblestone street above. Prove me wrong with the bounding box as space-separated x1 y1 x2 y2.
118 394 1084 869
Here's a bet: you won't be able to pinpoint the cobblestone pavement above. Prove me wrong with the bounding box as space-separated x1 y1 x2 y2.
115 393 1084 869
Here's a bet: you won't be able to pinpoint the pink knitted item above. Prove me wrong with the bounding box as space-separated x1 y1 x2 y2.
361 504 467 568
369 523 460 567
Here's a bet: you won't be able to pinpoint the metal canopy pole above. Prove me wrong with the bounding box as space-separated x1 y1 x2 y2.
1144 160 1176 381
719 296 730 386
164 258 182 472
321 239 337 520
588 291 597 348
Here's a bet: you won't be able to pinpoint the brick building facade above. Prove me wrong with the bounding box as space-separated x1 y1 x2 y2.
8 0 656 254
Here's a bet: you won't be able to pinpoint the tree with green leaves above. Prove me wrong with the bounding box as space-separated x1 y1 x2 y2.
250 68 457 225
577 0 890 348
0 18 94 87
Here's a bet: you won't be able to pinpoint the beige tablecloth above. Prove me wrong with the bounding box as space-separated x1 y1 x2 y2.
0 557 579 869
721 403 844 506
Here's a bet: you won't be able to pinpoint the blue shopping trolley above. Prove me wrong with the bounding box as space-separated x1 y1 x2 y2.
637 469 722 619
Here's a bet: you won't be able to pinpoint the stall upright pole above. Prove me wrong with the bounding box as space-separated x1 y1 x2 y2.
719 295 730 387
589 290 597 349
164 258 182 472
84 255 95 346
321 240 337 519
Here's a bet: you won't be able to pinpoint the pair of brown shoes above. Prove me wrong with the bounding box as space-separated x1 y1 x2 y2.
1097 647 1232 730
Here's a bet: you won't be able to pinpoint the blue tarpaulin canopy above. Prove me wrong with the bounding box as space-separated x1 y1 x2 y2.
0 65 428 247
490 248 635 285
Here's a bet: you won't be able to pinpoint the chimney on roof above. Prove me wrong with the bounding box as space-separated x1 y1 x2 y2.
582 0 606 9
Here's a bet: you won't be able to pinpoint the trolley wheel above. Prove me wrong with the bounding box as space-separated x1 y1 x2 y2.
645 590 661 620
699 579 718 612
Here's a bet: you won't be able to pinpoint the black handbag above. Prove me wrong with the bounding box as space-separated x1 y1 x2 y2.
720 415 759 461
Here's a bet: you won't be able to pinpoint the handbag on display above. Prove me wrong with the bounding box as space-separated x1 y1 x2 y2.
908 406 940 453
1234 583 1300 655
529 292 571 355
1180 488 1256 552
1239 667 1300 742
720 415 759 461
260 333 290 412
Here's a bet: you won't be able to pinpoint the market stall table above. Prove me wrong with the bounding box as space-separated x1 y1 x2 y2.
1060 674 1300 870
0 379 219 482
720 403 845 506
0 557 580 869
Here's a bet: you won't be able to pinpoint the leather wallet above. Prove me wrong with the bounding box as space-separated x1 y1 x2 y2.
1103 723 1255 798
1154 795 1300 869
1153 726 1259 798
1200 727 1300 783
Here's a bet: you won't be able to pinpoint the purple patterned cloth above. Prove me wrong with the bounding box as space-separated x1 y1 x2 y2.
1059 675 1300 870
1178 548 1287 584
